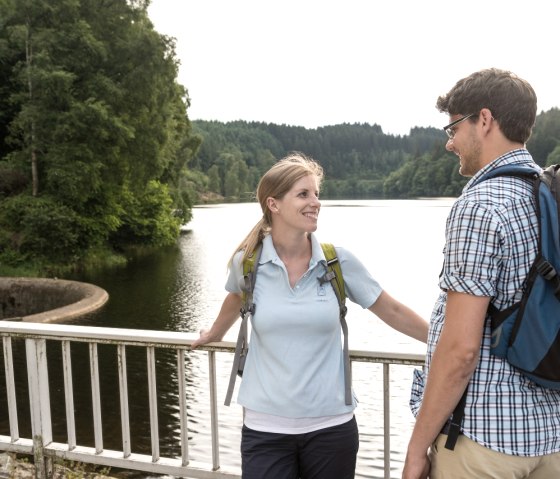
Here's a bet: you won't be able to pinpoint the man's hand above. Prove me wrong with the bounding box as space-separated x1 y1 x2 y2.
402 449 430 479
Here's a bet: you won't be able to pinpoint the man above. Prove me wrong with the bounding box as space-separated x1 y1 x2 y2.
403 68 560 479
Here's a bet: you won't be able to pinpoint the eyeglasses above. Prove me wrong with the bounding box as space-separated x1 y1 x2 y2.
443 113 476 139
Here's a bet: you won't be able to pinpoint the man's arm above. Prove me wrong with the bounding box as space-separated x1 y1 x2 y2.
402 291 490 479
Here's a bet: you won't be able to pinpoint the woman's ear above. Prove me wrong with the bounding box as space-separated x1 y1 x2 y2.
267 197 278 213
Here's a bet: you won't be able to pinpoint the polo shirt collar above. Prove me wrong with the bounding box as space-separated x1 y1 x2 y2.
259 233 326 269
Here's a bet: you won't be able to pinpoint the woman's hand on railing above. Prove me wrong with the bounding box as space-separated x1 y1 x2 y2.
191 329 216 349
191 292 242 350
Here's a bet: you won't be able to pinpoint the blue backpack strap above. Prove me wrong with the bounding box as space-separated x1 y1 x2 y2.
470 164 539 187
318 243 352 405
224 245 262 406
539 165 560 301
476 164 560 327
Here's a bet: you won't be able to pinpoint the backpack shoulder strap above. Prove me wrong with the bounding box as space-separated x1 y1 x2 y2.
542 164 560 220
471 164 539 186
319 243 352 405
226 242 354 407
241 245 262 313
444 388 468 450
537 164 560 300
480 164 560 301
320 242 346 306
224 245 262 406
542 164 560 188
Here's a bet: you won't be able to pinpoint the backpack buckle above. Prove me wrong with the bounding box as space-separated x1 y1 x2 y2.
537 259 558 281
318 271 336 285
536 260 560 300
240 303 256 318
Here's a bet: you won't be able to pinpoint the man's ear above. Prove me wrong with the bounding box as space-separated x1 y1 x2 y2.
480 108 494 131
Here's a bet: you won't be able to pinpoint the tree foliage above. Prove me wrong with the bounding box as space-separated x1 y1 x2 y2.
0 0 198 270
190 109 560 201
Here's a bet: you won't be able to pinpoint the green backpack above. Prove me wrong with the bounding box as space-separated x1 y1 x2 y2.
224 242 351 406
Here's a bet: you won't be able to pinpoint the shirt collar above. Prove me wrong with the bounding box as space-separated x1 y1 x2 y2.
259 233 325 269
464 148 539 192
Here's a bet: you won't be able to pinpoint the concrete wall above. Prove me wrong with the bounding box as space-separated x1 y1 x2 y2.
0 277 108 323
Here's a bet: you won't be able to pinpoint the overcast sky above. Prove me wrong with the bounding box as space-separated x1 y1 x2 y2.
147 0 558 136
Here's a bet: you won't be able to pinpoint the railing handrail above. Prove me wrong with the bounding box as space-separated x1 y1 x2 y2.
0 320 425 478
0 320 425 362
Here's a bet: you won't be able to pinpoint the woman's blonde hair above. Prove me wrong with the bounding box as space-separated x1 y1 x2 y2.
229 151 324 265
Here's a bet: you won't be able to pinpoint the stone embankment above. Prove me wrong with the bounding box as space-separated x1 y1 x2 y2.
0 277 108 323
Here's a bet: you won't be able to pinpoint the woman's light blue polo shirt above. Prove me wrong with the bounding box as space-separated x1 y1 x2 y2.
225 233 382 418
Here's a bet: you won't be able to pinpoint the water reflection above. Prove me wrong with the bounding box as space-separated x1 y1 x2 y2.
0 200 453 478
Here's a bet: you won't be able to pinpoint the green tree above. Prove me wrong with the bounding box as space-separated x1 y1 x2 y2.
207 165 221 193
0 0 197 269
546 145 560 167
528 108 560 165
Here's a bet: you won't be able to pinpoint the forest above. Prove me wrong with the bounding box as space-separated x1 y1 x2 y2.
190 110 560 202
1 0 559 274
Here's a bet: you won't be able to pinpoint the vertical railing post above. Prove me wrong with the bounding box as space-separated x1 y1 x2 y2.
3 337 19 442
177 349 189 466
89 343 104 454
118 344 131 458
383 363 390 479
208 351 220 471
25 338 53 479
147 346 160 462
61 340 76 450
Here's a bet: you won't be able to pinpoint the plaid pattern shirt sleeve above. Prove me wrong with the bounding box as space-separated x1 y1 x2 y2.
441 199 502 298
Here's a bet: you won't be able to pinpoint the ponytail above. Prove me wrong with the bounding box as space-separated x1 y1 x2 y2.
228 216 270 267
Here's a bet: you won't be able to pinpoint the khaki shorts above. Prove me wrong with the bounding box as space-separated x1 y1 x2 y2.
429 433 560 479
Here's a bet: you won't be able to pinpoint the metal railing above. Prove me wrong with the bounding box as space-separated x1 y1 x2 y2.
0 320 424 478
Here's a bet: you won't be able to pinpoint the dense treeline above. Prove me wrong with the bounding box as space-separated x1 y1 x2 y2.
0 0 200 272
190 108 560 201
190 120 452 199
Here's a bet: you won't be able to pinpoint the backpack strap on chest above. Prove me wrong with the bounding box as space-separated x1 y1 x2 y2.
318 243 351 405
225 242 352 407
224 245 262 406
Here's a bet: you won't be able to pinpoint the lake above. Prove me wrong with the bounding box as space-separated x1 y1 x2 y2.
2 199 455 478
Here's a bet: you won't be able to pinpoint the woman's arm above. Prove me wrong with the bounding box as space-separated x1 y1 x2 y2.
368 291 429 343
191 292 243 349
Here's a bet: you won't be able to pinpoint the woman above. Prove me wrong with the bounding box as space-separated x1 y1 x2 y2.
192 152 428 479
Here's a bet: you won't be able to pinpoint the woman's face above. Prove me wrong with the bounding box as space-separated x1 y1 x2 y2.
269 174 321 234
